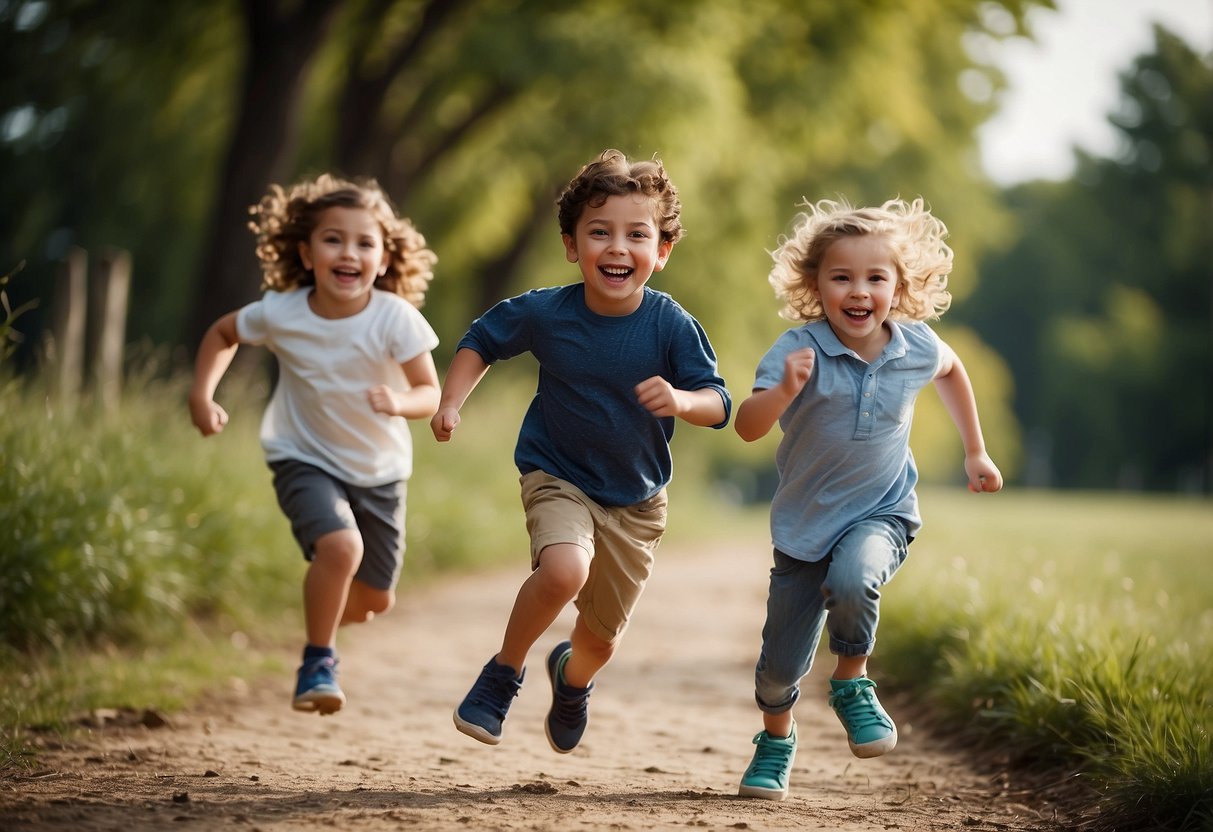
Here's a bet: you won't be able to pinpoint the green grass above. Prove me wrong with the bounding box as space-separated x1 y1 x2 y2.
880 487 1213 832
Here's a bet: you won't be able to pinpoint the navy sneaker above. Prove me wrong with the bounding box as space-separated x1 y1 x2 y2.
544 640 593 754
453 656 524 745
738 722 797 800
828 676 897 758
292 655 345 715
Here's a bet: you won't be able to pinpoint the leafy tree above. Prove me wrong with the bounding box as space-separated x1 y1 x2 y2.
958 26 1211 491
2 0 1035 477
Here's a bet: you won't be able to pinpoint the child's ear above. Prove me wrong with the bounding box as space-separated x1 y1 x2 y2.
652 239 674 272
562 233 578 263
298 241 313 270
378 250 390 277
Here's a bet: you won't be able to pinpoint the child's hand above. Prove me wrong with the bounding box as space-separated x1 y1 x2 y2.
367 384 402 417
779 348 815 398
430 406 461 442
965 454 1003 493
635 376 683 418
189 398 229 437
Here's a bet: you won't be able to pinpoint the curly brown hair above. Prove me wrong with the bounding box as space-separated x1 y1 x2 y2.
769 197 953 324
249 173 436 308
556 149 683 244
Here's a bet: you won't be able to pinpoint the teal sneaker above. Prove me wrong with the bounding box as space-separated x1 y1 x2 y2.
292 655 345 715
828 676 897 758
454 657 524 745
738 722 797 800
545 640 593 753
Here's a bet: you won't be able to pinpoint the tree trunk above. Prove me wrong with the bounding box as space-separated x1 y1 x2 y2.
186 0 342 351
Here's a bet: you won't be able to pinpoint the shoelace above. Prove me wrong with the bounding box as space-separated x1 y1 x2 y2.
470 668 519 718
551 682 590 726
747 734 792 778
301 656 337 676
831 683 889 730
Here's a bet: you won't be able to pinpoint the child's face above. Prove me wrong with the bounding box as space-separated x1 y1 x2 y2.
298 206 389 318
562 193 672 316
811 233 901 357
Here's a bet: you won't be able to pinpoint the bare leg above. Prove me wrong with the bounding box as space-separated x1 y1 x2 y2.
341 579 394 626
832 654 869 681
303 528 362 647
495 543 589 673
562 614 615 688
762 709 795 738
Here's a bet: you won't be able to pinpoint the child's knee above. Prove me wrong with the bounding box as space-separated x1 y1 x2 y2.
535 545 590 600
313 529 364 574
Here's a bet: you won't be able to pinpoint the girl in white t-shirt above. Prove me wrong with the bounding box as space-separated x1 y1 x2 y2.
189 174 440 715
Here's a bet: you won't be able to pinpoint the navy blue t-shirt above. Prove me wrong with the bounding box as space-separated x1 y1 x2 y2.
458 284 730 506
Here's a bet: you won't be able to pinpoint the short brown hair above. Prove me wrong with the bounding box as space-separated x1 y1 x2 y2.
556 149 683 244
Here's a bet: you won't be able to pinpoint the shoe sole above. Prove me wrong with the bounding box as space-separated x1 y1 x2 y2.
292 691 345 715
849 727 897 758
453 710 503 745
738 783 788 801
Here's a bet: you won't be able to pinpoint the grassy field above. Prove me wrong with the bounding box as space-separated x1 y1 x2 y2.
2 365 1210 829
879 487 1213 832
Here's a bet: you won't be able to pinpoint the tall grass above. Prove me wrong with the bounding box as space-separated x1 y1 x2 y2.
880 488 1213 832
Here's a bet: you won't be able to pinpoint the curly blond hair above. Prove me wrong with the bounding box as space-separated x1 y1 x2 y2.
249 173 436 307
769 197 952 323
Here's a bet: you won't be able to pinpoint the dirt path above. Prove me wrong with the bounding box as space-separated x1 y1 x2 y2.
3 540 1067 831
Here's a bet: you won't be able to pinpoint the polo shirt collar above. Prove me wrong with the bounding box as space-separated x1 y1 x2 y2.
807 319 909 366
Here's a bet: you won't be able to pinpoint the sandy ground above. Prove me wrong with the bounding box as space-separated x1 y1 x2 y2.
2 540 1072 831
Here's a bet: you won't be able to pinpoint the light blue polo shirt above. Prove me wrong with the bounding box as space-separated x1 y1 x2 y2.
753 320 945 562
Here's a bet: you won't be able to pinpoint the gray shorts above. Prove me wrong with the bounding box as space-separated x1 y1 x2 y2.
269 459 406 591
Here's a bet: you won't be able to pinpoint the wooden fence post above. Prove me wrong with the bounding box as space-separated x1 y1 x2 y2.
90 247 131 413
50 246 87 413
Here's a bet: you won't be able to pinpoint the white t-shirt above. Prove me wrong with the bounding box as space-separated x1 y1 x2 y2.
237 288 439 487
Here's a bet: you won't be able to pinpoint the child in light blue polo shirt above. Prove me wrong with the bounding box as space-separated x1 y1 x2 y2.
734 197 1003 801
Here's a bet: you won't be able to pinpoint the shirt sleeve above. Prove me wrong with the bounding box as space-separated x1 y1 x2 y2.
456 291 537 363
388 302 440 365
235 297 270 346
668 305 732 429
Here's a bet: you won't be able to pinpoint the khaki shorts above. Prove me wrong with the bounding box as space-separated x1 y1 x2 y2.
520 470 668 643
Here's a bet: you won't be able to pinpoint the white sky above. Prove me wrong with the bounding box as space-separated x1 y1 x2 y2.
977 0 1213 184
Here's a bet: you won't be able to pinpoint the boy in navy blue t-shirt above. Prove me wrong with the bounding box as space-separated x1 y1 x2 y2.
431 149 731 754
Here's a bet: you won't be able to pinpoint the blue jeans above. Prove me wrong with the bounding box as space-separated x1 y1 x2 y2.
754 516 909 714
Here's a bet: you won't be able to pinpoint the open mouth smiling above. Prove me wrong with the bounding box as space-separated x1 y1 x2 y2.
601 265 633 281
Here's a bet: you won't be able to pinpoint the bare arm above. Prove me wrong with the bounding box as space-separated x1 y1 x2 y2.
367 350 441 420
933 343 1003 493
188 312 241 436
430 347 491 442
734 347 815 442
634 376 729 427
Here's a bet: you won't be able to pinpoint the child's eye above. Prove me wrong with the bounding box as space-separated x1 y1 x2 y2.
589 229 608 237
629 231 649 239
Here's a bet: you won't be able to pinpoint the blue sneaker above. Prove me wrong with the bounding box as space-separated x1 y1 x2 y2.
828 676 897 758
545 640 593 754
454 657 524 745
292 655 345 715
738 723 797 800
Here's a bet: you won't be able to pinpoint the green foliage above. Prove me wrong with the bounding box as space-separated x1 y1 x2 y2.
880 488 1213 832
959 28 1212 492
0 365 300 651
